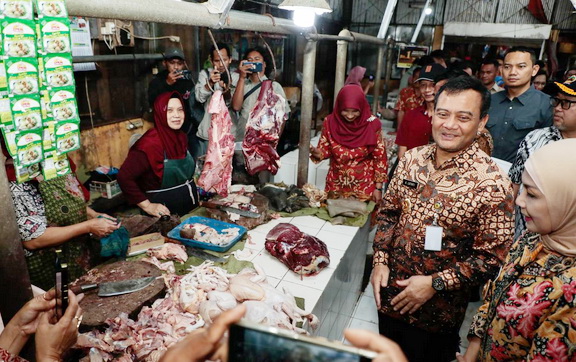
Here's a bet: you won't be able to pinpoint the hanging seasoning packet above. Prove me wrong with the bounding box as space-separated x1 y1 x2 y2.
0 97 13 129
14 159 41 183
4 57 39 95
55 120 80 154
0 61 8 96
38 53 74 89
16 128 43 166
10 94 42 132
42 119 55 152
38 17 71 54
1 127 17 155
35 0 67 18
49 87 79 122
42 152 70 180
0 0 33 20
1 18 36 57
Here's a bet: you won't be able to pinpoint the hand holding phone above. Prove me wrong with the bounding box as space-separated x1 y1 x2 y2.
229 320 378 361
244 62 263 73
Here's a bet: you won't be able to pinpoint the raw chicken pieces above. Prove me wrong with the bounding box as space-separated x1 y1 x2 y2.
146 243 187 263
198 90 235 196
242 80 287 175
265 223 330 276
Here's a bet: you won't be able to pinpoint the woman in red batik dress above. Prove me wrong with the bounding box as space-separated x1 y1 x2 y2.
310 85 387 201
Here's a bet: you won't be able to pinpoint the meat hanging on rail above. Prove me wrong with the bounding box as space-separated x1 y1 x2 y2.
242 80 287 175
198 90 235 196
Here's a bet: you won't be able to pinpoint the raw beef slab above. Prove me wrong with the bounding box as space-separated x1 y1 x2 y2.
198 90 235 196
265 223 330 276
242 80 287 175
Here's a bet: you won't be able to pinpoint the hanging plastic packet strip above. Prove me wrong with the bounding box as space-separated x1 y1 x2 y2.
39 53 74 89
1 127 17 155
16 128 43 166
38 17 71 54
0 97 12 129
49 87 79 122
54 120 80 155
4 57 39 95
0 0 33 19
0 61 7 95
10 93 42 132
14 158 40 183
42 119 55 152
39 87 50 118
35 0 67 18
41 152 70 180
1 19 36 57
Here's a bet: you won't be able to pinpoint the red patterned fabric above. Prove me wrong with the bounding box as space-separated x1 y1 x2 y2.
0 347 28 362
313 119 388 201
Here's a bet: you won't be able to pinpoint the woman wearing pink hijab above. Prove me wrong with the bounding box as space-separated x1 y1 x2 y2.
310 85 387 201
345 66 374 95
459 139 576 361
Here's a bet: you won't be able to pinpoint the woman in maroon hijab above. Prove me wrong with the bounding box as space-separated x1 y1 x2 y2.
118 91 199 216
310 85 388 201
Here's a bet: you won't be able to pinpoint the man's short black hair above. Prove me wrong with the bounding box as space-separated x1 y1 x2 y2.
435 75 491 119
209 42 231 60
505 46 537 65
430 49 447 61
415 55 435 67
481 58 500 69
243 46 273 77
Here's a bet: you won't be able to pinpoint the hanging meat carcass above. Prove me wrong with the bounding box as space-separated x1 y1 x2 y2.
198 90 235 196
242 80 287 175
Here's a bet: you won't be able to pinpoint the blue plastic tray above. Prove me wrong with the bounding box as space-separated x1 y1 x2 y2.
167 216 247 252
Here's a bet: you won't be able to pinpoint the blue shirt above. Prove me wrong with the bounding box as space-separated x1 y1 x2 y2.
486 87 553 163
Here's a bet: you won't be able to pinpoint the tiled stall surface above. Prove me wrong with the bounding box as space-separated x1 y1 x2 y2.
245 216 369 340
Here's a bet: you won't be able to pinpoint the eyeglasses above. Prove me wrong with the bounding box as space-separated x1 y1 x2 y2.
550 97 576 110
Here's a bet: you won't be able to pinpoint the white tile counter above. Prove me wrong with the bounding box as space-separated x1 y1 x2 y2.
241 215 370 340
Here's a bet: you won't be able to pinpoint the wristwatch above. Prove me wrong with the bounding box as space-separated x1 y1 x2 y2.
432 275 445 292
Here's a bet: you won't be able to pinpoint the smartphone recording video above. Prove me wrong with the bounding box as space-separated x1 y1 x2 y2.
245 62 263 73
229 321 377 362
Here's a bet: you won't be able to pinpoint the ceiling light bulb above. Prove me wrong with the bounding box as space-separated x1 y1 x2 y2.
293 8 316 27
424 7 433 15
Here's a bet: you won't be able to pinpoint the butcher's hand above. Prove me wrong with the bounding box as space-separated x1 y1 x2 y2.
88 217 120 238
166 70 183 86
139 200 171 218
372 189 382 202
345 329 408 362
35 290 81 362
160 304 246 362
391 275 435 315
456 337 481 362
238 60 252 78
371 264 390 309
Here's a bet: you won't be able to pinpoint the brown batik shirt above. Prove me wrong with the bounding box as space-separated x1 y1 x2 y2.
373 142 514 333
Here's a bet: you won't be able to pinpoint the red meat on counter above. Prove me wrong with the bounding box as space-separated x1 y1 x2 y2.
242 80 287 175
265 223 330 276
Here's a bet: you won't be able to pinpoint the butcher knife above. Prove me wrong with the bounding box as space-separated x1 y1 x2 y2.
201 201 261 219
71 276 157 297
185 246 226 263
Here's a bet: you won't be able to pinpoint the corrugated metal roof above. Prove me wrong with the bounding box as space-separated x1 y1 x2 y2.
443 0 498 23
394 0 445 25
495 0 555 24
552 0 576 30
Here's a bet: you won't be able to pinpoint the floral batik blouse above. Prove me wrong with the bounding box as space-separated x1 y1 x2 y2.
470 232 576 361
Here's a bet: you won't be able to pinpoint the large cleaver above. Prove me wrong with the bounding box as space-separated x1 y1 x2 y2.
71 276 157 297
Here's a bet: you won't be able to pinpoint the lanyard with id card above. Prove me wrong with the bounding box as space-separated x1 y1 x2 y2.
424 213 443 251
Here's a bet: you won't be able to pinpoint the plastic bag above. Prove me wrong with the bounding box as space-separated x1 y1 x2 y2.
100 224 129 258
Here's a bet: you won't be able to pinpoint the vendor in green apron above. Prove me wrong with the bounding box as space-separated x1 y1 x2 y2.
118 91 199 217
2 143 120 290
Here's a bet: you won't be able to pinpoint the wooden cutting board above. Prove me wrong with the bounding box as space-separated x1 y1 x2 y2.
74 260 165 329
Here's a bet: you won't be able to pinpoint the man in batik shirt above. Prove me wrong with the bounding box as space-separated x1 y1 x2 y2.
371 76 515 362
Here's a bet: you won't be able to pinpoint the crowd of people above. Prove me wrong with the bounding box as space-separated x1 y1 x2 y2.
2 39 576 361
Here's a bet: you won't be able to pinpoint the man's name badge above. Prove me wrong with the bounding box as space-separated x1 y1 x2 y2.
402 179 418 189
424 225 443 251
